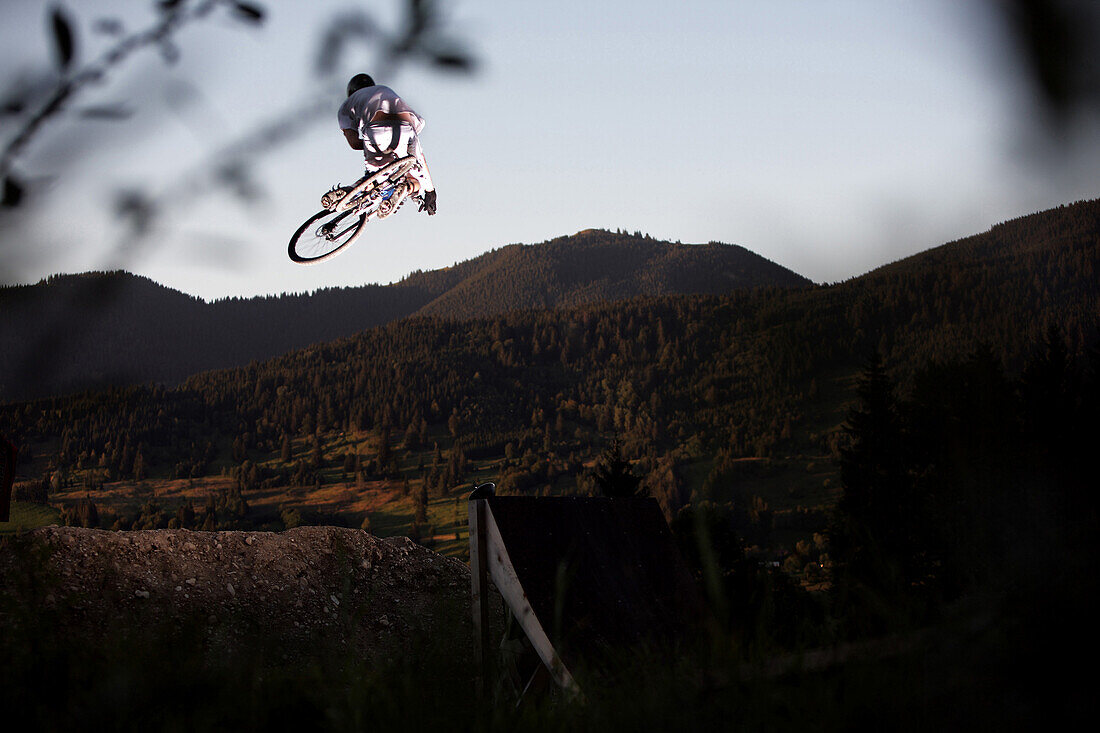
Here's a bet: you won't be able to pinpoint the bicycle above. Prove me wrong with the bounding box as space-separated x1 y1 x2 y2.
288 155 425 264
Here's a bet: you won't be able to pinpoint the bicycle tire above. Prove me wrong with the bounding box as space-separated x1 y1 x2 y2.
288 208 368 264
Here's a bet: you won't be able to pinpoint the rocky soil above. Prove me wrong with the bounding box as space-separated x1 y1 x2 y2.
0 526 477 664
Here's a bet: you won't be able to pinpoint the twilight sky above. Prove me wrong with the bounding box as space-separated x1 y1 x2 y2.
2 0 1098 300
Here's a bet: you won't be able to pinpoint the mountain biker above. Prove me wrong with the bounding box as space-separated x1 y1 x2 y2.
338 73 436 215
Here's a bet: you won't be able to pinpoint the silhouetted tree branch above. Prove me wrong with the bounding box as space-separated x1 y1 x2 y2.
1 0 476 401
1 0 250 207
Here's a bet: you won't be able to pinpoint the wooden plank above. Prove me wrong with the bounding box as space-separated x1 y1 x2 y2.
482 502 582 697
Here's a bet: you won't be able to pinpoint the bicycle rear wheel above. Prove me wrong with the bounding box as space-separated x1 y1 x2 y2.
288 208 368 264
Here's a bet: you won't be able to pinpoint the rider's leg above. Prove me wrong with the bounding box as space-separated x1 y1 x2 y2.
353 124 430 201
360 122 403 178
362 161 384 180
404 133 434 194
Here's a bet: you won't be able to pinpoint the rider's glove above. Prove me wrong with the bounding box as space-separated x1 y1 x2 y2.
419 189 437 216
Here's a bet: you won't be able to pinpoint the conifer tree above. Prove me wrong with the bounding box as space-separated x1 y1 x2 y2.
829 352 912 636
413 484 428 524
591 440 642 498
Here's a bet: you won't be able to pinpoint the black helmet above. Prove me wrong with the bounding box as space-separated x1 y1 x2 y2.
347 73 375 97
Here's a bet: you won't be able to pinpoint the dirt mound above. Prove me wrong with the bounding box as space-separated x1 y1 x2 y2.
0 526 473 663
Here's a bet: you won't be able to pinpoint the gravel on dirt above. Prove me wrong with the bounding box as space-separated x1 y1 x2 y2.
1 526 479 664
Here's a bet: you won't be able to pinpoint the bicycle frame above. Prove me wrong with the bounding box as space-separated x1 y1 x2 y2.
327 156 422 216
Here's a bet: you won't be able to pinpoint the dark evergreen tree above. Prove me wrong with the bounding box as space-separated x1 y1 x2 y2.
377 427 394 476
906 345 1020 596
413 484 428 524
829 352 917 636
176 501 195 529
591 440 642 498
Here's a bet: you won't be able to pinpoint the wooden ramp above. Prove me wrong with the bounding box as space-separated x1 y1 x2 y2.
469 493 703 697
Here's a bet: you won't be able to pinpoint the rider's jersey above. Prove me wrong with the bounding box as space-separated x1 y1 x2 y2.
338 84 434 193
338 85 424 136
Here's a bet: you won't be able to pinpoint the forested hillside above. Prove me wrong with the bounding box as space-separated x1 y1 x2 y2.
0 231 804 401
0 272 431 401
4 200 1098 568
843 199 1100 376
409 230 810 318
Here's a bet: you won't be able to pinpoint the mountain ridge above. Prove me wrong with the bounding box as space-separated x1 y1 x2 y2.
408 232 810 319
0 231 808 401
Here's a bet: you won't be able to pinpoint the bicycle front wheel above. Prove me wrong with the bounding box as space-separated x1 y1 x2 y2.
288 208 368 264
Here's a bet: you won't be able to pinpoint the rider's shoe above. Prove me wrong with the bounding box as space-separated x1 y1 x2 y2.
419 189 437 215
321 185 353 210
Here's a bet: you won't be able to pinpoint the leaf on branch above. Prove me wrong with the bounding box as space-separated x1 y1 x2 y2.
50 6 77 72
217 162 264 204
159 39 181 65
78 104 134 120
231 2 265 25
1 94 27 116
314 13 378 75
2 176 25 208
114 190 156 235
430 49 475 72
405 0 433 38
92 18 124 36
1 71 57 114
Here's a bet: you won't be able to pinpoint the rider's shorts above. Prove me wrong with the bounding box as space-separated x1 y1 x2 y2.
361 122 419 170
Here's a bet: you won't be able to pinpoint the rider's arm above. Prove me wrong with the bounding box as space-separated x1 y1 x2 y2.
342 128 364 151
